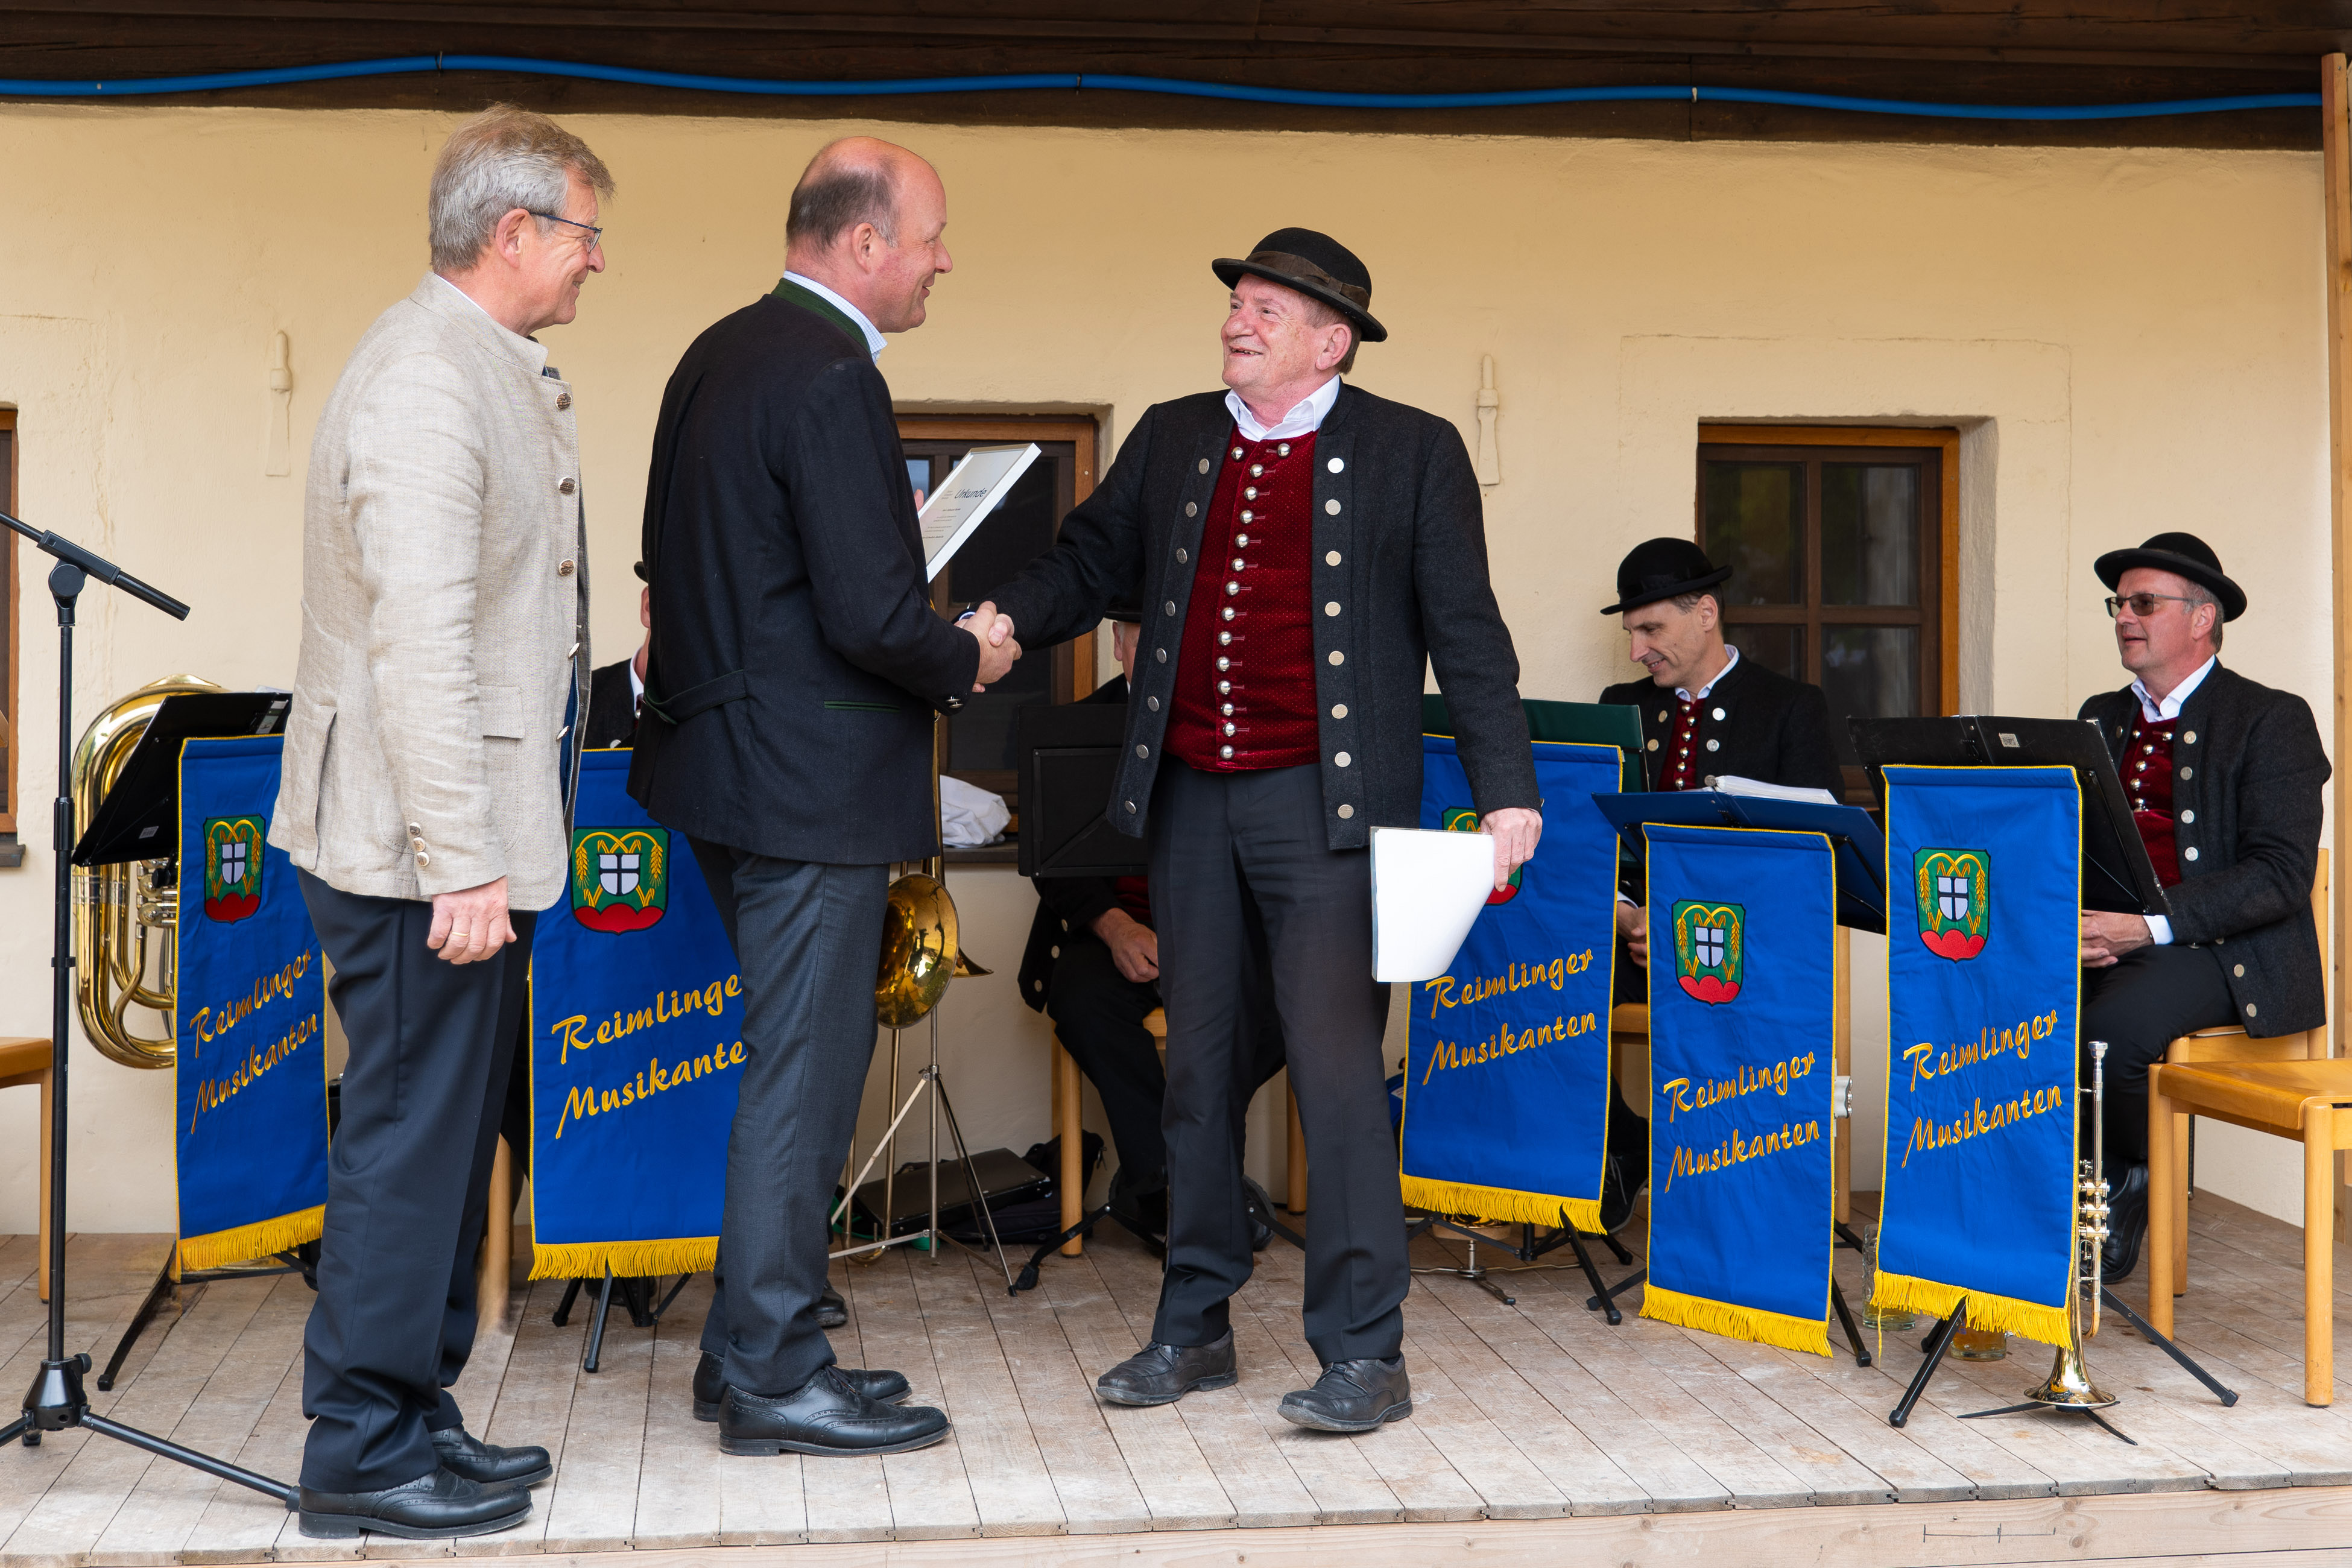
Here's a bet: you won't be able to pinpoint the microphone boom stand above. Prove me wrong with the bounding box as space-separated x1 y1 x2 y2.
0 510 294 1506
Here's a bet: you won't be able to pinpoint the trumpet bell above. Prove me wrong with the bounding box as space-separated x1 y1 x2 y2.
876 872 958 1028
2025 1333 2118 1409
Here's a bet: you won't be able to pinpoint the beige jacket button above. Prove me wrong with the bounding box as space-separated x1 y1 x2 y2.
558 477 577 495
1327 650 1344 666
408 822 422 836
1324 601 1341 616
2246 1003 2258 1018
556 392 572 410
1326 551 1342 565
1337 803 1355 818
2184 846 2199 862
1324 499 1342 515
2234 963 2246 978
558 560 576 577
1335 751 1351 768
1186 502 1198 517
415 850 431 868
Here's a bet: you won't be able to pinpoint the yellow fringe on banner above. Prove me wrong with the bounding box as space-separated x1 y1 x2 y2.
177 1204 325 1276
1641 1281 1831 1357
529 1235 718 1283
1871 1269 2072 1349
1399 1175 1600 1236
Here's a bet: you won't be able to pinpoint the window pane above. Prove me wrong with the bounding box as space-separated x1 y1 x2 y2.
1702 462 1803 605
940 455 1063 773
1821 464 1918 606
1821 625 1918 763
1728 625 1803 683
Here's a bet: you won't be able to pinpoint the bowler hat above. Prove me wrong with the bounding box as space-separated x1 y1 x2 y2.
2093 531 2245 622
1601 538 1733 616
1212 228 1388 344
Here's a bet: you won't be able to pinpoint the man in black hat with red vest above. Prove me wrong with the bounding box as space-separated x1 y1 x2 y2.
981 228 1541 1433
2076 532 2327 1279
1593 537 1843 1227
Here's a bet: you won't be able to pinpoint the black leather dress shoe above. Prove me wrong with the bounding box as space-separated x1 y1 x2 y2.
817 1281 849 1329
718 1366 950 1457
297 1466 530 1540
2101 1161 2152 1282
428 1425 552 1487
1277 1356 1412 1433
1095 1333 1237 1407
693 1350 908 1420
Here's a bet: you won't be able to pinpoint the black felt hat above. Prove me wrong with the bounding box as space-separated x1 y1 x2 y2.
1212 228 1388 344
1601 538 1734 616
2093 531 2245 622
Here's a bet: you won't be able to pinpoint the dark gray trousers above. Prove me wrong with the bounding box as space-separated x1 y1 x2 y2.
1148 761 1404 1364
2081 943 2237 1166
294 870 534 1493
690 839 888 1397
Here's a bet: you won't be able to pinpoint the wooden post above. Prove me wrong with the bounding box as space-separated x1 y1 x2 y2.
1055 1042 1085 1256
2322 53 2352 1238
475 1134 513 1338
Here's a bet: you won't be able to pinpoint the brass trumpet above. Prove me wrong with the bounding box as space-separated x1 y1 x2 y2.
2024 1037 2118 1412
71 675 222 1069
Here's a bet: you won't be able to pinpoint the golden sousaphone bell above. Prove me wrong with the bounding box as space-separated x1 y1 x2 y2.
871 722 991 1027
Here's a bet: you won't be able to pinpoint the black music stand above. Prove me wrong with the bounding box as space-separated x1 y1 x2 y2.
1584 794 1883 1361
0 510 294 1508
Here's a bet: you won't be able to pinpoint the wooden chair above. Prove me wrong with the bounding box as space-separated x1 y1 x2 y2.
475 1134 516 1337
1050 1008 1306 1257
2148 1059 2352 1405
0 1037 52 1303
2158 849 2331 1288
1611 925 1854 1222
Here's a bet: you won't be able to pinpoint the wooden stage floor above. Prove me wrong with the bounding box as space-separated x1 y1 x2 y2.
4 1193 2352 1566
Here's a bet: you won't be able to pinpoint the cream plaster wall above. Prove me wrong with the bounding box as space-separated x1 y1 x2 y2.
0 104 2330 1234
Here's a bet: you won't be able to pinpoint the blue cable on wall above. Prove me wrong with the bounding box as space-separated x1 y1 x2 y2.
0 52 2321 120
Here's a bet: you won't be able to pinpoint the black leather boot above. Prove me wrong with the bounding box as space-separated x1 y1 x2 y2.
296 1467 531 1540
817 1281 849 1329
2101 1162 2151 1282
1094 1333 1236 1406
718 1367 950 1457
1277 1356 1412 1433
694 1350 908 1420
428 1425 552 1487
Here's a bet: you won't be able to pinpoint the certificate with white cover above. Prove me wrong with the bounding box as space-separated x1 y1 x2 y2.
919 443 1043 581
1370 827 1500 982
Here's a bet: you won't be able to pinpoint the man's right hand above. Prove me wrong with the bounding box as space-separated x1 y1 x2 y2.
1092 907 1160 984
963 599 1020 689
429 877 516 964
1614 899 1649 968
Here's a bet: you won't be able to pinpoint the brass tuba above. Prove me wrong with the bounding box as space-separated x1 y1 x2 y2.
71 674 221 1069
873 716 989 1026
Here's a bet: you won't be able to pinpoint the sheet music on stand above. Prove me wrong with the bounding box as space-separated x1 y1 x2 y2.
1590 789 1889 934
919 443 1042 581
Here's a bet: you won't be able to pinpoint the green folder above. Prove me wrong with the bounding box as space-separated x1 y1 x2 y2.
1421 695 1645 792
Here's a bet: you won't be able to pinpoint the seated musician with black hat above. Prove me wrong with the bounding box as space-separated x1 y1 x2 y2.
1017 602 1286 1246
2077 533 2328 1280
1594 538 1843 1227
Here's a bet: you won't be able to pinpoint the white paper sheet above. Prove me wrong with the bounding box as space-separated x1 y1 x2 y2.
918 443 1043 581
1707 773 1841 806
1370 827 1500 982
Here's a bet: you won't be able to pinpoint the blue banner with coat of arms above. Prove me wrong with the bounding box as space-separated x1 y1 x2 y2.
1873 765 2080 1348
1642 823 1837 1355
530 748 745 1280
174 736 330 1273
1400 738 1620 1232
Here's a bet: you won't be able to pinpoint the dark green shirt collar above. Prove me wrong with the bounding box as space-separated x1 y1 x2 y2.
773 274 884 359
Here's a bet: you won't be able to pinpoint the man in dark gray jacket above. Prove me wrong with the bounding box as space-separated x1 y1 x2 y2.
2076 533 2327 1280
987 229 1540 1433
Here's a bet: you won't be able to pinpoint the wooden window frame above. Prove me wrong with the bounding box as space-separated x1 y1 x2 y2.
0 408 16 835
1697 424 1960 718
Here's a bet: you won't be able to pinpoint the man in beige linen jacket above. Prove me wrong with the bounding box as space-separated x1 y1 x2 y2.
268 106 606 1544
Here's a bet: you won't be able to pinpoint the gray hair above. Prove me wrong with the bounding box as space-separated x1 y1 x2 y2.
429 105 615 273
1291 292 1361 375
2183 581 2225 649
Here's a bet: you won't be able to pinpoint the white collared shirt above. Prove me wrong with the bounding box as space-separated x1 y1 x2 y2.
428 273 550 375
781 270 887 360
2125 655 2214 947
1226 375 1342 443
1675 645 1740 704
2131 654 2217 723
628 659 645 715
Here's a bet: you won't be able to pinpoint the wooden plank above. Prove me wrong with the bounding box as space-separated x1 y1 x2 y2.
1900 1333 2211 1494
1080 1228 1319 1527
630 1272 727 1550
461 1274 587 1555
1029 1235 1238 1529
88 1273 306 1565
180 1280 318 1564
901 1245 1064 1537
853 1248 982 1541
797 1256 903 1544
536 1279 655 1553
958 1248 1156 1534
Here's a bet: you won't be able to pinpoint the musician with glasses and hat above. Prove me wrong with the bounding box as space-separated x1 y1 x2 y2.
2075 532 2328 1280
1592 537 1843 1228
981 227 1541 1434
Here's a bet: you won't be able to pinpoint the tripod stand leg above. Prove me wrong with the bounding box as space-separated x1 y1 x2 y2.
2084 1407 2140 1446
80 1412 297 1504
0 1415 27 1447
551 1277 583 1327
1562 1230 1625 1325
1834 1220 1870 1254
96 1255 179 1392
1891 1307 1963 1428
934 1076 1013 1287
2101 1286 2238 1406
583 1269 616 1374
1600 1229 1634 1265
1829 1280 1873 1368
